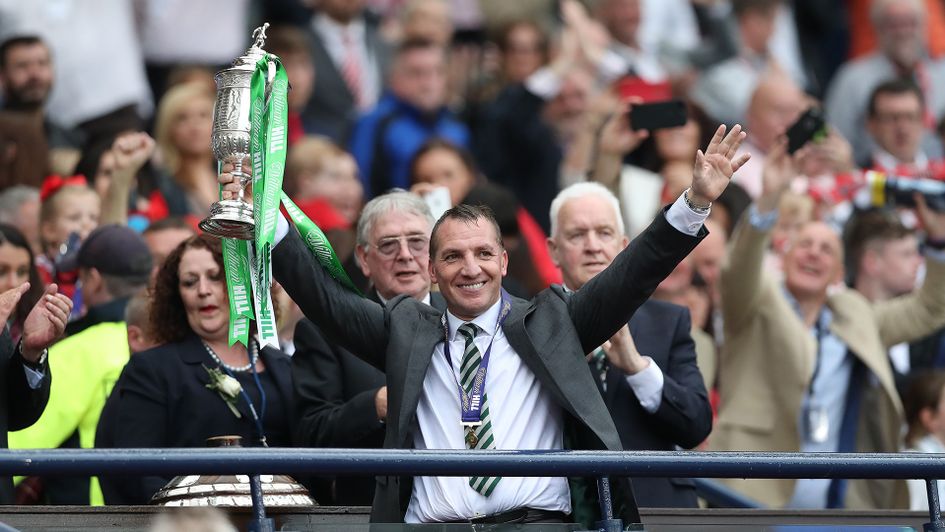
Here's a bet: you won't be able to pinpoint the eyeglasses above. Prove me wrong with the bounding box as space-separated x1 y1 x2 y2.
373 234 429 258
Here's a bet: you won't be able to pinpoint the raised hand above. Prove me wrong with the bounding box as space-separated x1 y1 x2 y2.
757 136 797 213
21 284 73 362
111 132 156 182
601 325 650 375
0 283 29 326
690 124 751 206
598 100 649 156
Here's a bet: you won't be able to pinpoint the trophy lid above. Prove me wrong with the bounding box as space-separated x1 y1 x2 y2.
229 23 270 71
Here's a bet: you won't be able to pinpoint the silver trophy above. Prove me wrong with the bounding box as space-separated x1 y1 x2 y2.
200 23 276 240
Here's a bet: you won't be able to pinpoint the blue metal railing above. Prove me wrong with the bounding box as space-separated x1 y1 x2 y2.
2 449 943 531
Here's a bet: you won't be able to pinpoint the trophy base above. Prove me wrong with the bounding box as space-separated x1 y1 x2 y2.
199 200 255 240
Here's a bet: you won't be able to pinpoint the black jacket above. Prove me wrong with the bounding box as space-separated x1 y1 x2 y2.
96 334 294 504
292 292 447 505
601 300 712 508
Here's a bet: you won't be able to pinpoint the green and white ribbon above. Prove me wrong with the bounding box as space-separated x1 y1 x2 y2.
219 155 254 347
281 193 363 295
221 55 361 346
250 54 288 349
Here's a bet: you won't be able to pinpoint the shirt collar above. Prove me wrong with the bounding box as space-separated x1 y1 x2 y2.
313 13 366 42
873 147 928 172
376 290 431 306
445 296 502 342
782 284 833 330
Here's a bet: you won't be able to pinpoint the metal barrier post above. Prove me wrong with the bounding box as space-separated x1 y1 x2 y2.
246 474 274 532
925 478 945 532
595 476 624 532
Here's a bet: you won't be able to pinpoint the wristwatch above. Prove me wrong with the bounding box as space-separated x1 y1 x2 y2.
18 342 47 371
684 188 712 214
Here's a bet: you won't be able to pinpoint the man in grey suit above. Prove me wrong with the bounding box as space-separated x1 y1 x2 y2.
302 0 391 141
221 124 749 524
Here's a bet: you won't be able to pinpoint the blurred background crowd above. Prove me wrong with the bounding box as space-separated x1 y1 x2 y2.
1 0 945 514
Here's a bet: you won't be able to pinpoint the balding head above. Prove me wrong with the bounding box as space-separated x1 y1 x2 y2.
747 74 806 151
872 0 926 69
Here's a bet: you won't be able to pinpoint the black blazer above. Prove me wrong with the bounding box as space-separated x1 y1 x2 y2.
601 300 712 508
95 334 294 504
0 328 51 504
301 13 391 141
292 291 447 505
273 209 704 524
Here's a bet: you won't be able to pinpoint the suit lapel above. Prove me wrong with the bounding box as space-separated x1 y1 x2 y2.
396 306 443 445
260 347 293 414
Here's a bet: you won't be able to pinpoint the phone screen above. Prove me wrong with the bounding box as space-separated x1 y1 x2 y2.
629 100 688 131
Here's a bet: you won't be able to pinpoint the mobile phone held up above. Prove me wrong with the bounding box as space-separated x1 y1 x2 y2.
629 99 688 131
786 107 828 154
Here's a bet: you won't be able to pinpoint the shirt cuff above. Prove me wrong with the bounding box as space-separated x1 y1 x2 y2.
624 356 664 413
748 204 779 231
524 66 563 100
926 247 945 263
665 193 709 235
274 212 290 246
23 365 45 390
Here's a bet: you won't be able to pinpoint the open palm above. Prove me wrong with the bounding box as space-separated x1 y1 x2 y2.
691 124 751 204
0 284 28 325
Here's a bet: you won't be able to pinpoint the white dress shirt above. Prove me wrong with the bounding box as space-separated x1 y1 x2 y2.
405 299 570 522
312 14 381 110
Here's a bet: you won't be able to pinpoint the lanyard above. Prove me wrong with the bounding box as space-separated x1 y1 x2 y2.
441 290 512 426
808 315 827 398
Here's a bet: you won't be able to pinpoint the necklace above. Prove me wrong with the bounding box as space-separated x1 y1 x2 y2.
202 338 259 373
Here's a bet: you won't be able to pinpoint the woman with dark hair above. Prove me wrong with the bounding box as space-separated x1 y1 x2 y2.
97 234 294 505
0 224 44 341
903 372 945 510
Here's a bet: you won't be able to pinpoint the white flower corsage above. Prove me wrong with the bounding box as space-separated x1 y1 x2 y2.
204 365 242 418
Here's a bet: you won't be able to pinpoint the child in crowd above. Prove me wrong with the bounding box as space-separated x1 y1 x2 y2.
36 176 100 317
903 372 945 511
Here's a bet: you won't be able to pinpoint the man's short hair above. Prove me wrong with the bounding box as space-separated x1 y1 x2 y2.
356 190 435 248
0 185 38 223
732 0 782 17
867 78 925 117
394 37 443 61
124 289 151 328
430 203 503 258
549 182 625 239
265 25 312 59
843 208 914 283
0 35 44 69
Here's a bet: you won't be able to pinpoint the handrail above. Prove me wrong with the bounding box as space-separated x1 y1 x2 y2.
4 449 941 531
4 448 944 479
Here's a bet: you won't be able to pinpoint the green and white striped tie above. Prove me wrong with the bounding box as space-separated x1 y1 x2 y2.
457 322 501 496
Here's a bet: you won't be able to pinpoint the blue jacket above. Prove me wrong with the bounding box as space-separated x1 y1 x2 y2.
349 93 470 198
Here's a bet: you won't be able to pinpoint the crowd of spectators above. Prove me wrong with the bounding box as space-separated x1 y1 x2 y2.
1 0 945 518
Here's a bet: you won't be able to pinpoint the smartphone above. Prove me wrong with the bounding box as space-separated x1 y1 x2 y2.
786 107 827 154
629 99 688 131
423 186 452 221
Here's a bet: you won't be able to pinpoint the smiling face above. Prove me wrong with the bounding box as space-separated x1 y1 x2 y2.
430 216 508 321
548 194 628 291
0 241 30 294
783 222 844 301
356 209 432 300
178 247 229 342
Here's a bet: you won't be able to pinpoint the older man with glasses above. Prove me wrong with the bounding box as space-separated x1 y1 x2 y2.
291 190 447 505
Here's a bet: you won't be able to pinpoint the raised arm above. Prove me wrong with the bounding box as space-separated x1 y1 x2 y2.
720 138 795 332
570 124 750 352
217 165 391 370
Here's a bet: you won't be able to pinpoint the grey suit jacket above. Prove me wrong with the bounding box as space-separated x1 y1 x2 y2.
272 210 704 523
302 14 391 142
